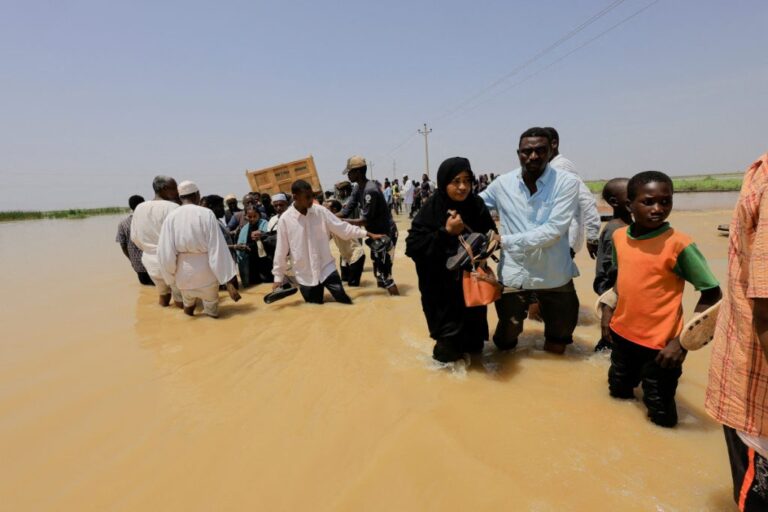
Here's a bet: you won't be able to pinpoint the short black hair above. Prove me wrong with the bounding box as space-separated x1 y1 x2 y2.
128 195 144 211
291 179 313 194
542 127 559 142
327 199 342 212
627 171 674 201
601 178 629 203
206 194 224 208
244 204 261 216
519 127 552 145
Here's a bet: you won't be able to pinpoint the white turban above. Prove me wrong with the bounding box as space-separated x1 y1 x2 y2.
271 193 288 202
178 181 199 196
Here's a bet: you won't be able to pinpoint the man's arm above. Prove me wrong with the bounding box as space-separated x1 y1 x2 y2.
478 181 497 211
322 207 368 240
129 216 146 251
499 177 579 252
577 180 601 258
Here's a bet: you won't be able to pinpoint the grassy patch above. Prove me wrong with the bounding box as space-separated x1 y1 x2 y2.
0 207 129 222
586 176 742 194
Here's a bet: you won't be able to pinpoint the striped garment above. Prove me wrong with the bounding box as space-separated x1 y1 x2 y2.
706 153 768 436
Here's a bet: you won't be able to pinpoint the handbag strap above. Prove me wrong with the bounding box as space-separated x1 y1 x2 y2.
458 235 477 268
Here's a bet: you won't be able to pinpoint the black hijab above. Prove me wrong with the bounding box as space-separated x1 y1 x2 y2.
406 157 494 259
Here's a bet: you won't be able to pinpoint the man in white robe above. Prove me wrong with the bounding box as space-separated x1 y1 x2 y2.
157 181 240 318
131 175 182 307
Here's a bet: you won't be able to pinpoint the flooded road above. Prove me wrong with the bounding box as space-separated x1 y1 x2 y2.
0 210 736 511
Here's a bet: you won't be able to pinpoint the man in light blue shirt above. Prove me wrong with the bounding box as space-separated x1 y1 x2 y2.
480 127 581 354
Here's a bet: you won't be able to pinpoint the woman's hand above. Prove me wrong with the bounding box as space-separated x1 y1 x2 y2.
445 210 464 235
250 231 262 241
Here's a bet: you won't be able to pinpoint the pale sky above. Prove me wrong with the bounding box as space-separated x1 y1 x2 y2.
1 0 767 210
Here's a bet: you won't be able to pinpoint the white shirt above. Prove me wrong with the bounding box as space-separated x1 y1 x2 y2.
550 154 601 253
273 204 367 286
157 204 237 290
267 214 280 232
403 180 414 205
130 199 178 278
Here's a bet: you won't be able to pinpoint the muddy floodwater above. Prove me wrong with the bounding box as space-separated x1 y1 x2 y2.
0 210 737 511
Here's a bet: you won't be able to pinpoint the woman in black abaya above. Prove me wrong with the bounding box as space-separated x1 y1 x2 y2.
405 157 497 363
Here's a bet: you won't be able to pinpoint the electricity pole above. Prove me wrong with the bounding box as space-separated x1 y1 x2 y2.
418 123 432 178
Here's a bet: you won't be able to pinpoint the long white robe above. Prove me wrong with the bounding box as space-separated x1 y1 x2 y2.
130 199 179 279
157 204 237 290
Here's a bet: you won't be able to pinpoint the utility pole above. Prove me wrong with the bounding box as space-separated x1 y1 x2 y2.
418 123 432 178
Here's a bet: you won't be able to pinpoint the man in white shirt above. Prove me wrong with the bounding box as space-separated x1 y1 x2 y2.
157 181 240 318
402 175 414 218
130 176 182 307
272 180 384 304
545 127 601 258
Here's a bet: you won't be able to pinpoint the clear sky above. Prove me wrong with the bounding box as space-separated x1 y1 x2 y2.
1 0 767 210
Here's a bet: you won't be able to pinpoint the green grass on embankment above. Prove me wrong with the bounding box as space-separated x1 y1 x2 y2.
0 207 129 222
585 175 742 194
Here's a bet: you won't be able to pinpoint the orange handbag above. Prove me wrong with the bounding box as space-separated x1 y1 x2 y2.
459 235 502 307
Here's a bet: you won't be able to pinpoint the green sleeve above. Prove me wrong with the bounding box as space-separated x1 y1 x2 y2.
673 243 719 291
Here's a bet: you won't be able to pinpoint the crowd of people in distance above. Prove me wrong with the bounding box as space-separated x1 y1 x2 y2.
115 129 768 510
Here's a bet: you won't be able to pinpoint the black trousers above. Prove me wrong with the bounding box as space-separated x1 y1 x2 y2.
608 330 682 427
299 271 352 304
366 236 396 289
137 271 154 286
493 280 579 347
724 425 768 511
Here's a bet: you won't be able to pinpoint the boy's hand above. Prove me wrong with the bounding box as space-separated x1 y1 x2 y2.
600 304 614 345
656 337 687 368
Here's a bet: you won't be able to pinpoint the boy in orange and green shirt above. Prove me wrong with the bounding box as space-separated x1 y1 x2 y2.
603 171 721 428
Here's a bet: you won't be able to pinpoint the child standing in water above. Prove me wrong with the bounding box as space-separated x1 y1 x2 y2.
593 178 631 351
603 171 721 427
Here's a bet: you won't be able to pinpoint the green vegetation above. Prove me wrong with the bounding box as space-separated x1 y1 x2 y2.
0 207 129 222
585 175 742 194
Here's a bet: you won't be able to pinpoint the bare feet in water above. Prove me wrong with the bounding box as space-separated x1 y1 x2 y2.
226 282 241 302
543 340 566 354
387 284 400 296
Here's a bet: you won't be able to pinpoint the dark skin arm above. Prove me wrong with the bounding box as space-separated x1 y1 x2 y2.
587 240 599 259
656 286 722 369
754 298 768 363
120 243 130 259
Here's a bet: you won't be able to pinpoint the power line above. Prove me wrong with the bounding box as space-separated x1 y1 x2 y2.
435 0 632 122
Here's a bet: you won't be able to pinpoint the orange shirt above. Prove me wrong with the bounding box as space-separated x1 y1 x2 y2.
610 224 718 350
706 153 768 436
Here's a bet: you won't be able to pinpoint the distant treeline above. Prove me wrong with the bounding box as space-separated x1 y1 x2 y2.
0 207 129 222
586 175 742 194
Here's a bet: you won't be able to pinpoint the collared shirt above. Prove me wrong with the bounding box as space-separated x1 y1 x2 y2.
273 204 367 286
157 204 237 290
480 165 580 290
550 154 601 253
130 199 178 278
706 153 768 437
116 214 146 273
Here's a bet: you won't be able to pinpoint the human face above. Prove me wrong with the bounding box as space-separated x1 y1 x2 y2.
245 209 261 224
445 170 473 202
292 190 313 212
347 168 362 183
211 202 225 219
161 179 180 203
226 199 238 211
273 200 288 215
628 181 673 232
517 136 552 175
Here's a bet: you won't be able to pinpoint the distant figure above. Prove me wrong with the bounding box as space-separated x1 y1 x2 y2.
593 178 630 351
383 180 394 212
327 199 366 286
343 155 400 295
411 181 422 216
261 193 276 219
224 194 240 224
402 175 414 218
272 180 383 304
421 173 434 200
236 205 272 287
157 181 240 317
130 176 182 307
706 153 768 511
406 157 497 363
544 127 601 258
605 171 721 427
392 179 402 215
116 195 153 285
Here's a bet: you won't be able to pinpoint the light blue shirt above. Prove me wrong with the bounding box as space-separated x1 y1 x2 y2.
480 165 580 290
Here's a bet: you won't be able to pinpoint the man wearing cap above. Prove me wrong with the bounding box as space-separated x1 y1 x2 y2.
224 194 240 224
131 175 182 307
157 181 240 318
342 155 400 296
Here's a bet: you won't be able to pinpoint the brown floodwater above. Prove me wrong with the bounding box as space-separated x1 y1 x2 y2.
0 210 737 511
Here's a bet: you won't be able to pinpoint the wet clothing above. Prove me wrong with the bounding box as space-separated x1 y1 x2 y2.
724 426 768 511
130 199 178 280
299 271 351 304
237 219 272 287
406 157 496 361
479 165 580 290
357 179 398 289
137 271 153 285
610 223 719 350
116 214 146 274
608 329 682 428
593 219 626 295
494 281 579 348
707 153 768 439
